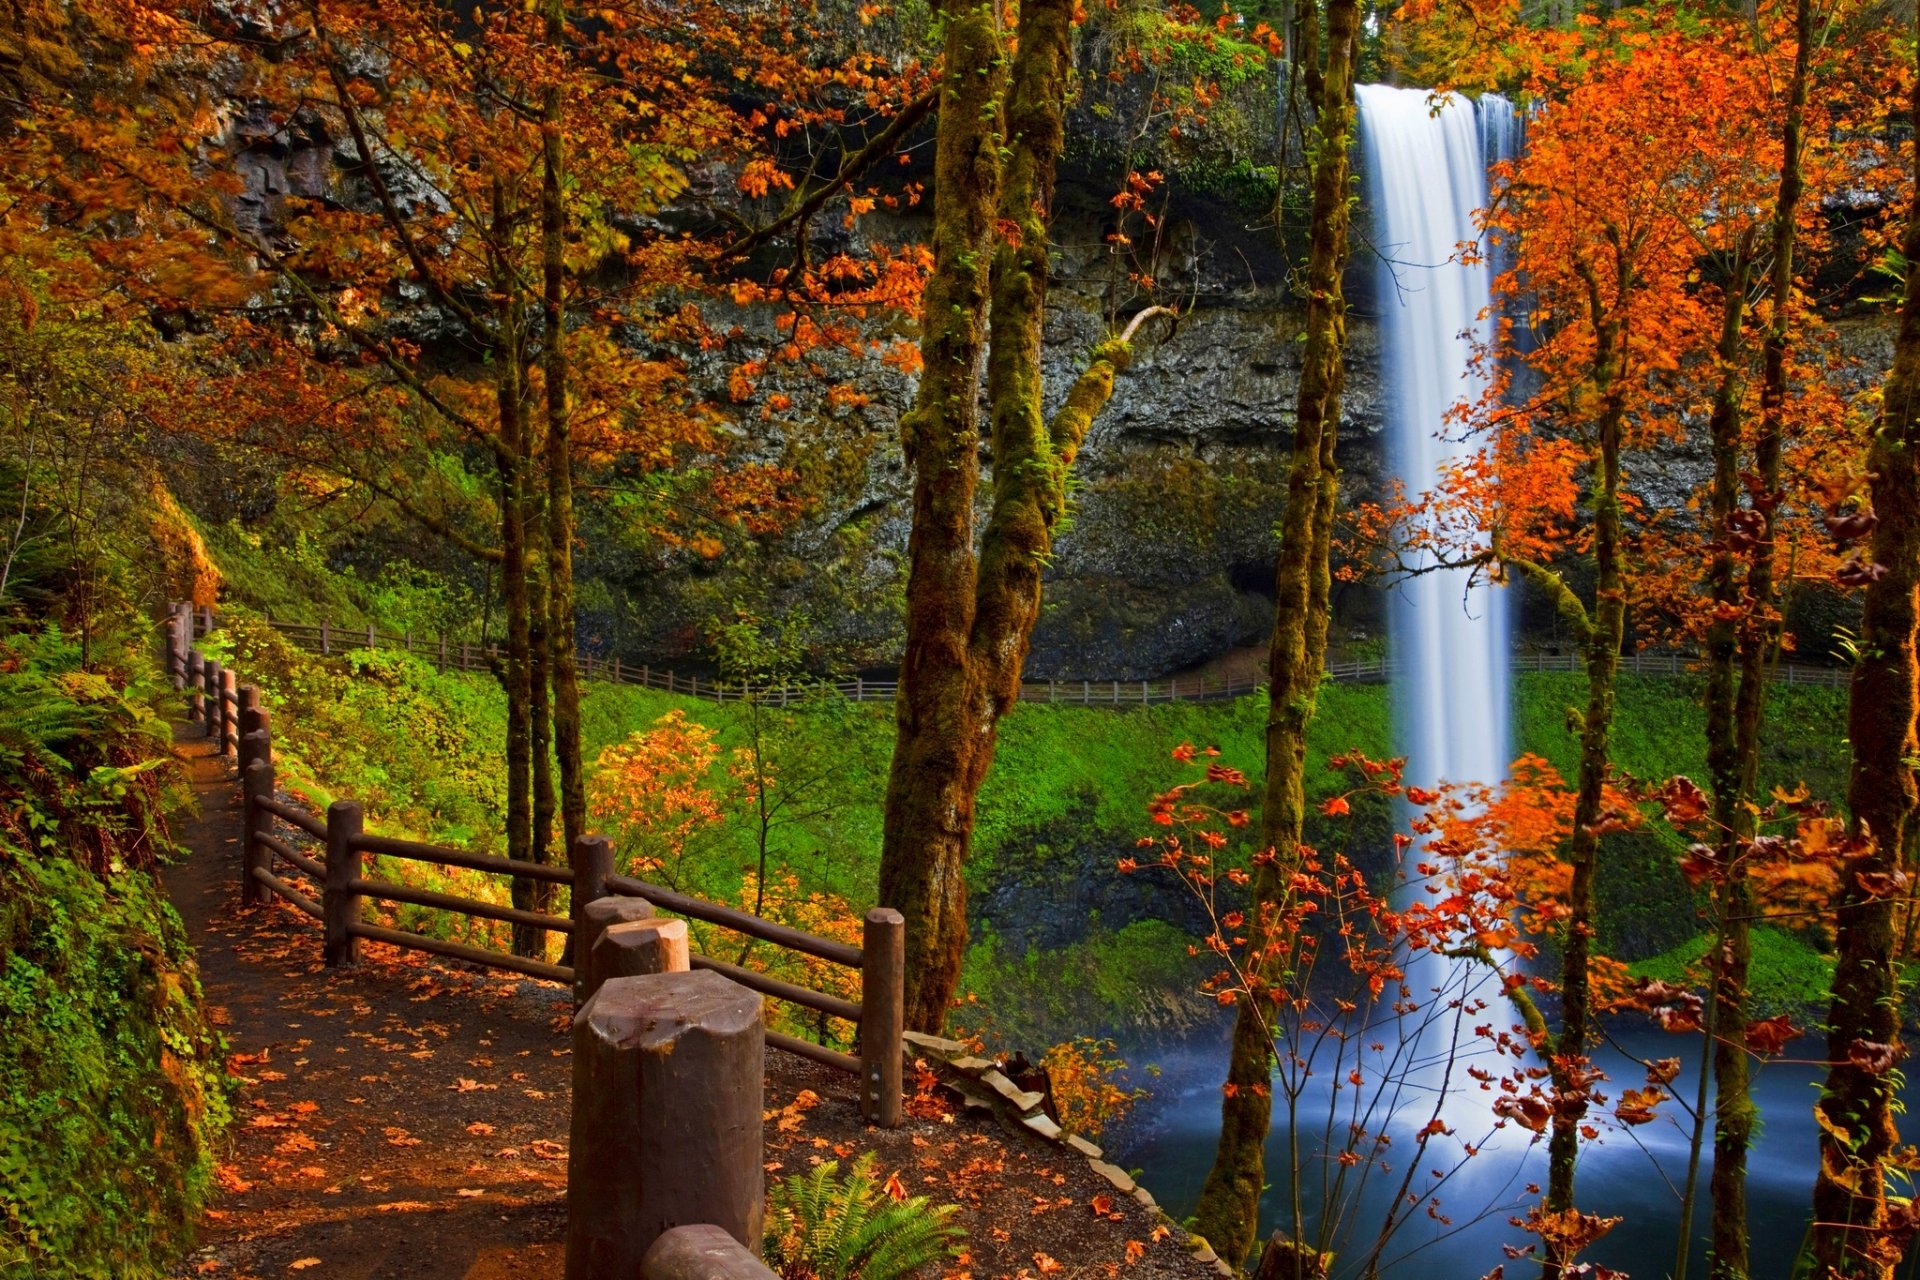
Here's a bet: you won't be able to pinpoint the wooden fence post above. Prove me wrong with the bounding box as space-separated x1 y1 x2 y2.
320 616 331 655
185 649 204 722
167 605 186 688
591 918 690 989
643 1226 779 1280
860 907 905 1128
219 668 238 758
576 894 655 1006
438 634 448 671
202 658 222 738
324 801 364 967
567 971 765 1277
242 759 273 907
366 622 376 651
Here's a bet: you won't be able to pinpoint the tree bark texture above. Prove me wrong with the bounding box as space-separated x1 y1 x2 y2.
1188 0 1357 1263
877 0 1147 1034
1707 9 1811 1274
1809 30 1920 1272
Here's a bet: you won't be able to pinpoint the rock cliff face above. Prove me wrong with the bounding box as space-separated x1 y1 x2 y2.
600 171 1388 681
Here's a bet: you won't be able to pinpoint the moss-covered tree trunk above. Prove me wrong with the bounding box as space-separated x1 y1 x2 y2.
1188 0 1358 1262
493 187 536 948
1705 9 1811 1274
540 23 587 880
877 0 1157 1033
874 0 1006 1035
1541 399 1625 1279
1809 33 1920 1272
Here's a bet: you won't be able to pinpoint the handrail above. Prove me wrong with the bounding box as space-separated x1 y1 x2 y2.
766 1031 859 1075
605 874 863 968
256 794 327 840
689 951 861 1023
252 866 323 919
259 831 324 880
349 877 573 935
232 607 1854 703
352 832 574 884
171 599 927 1127
347 921 572 983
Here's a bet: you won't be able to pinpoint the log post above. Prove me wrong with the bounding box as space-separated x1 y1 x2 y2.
242 759 274 907
439 634 448 671
590 919 690 992
323 801 364 967
366 622 376 651
167 605 186 688
643 1225 780 1280
860 907 905 1128
202 658 222 738
576 894 657 1006
186 649 204 723
567 970 765 1278
219 668 238 758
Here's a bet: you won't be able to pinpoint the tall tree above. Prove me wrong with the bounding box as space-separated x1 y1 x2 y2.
1187 0 1358 1262
1697 4 1816 1274
1808 19 1920 1272
877 0 1170 1032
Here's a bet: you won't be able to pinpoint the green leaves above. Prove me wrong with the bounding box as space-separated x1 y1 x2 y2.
763 1152 965 1280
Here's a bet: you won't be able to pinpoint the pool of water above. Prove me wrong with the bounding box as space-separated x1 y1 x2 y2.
1114 1021 1850 1278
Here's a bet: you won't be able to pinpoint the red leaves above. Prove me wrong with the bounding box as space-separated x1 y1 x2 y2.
1319 795 1350 818
1744 1015 1802 1056
1623 978 1704 1034
1846 1040 1905 1076
1657 776 1709 827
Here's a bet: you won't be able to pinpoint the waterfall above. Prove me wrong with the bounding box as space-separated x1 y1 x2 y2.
1359 83 1516 806
1356 86 1525 1164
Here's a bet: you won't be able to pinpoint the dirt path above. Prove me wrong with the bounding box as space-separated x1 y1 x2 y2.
165 721 1221 1280
165 727 574 1279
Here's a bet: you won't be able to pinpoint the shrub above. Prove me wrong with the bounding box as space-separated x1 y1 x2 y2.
763 1153 964 1280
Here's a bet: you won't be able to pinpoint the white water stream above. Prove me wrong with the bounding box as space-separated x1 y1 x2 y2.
1361 82 1515 810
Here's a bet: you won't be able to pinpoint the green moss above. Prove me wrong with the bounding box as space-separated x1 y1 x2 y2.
0 625 230 1279
957 919 1213 1048
1630 926 1836 1020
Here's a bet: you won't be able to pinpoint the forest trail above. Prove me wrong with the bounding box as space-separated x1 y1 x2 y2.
160 718 1226 1280
163 721 574 1278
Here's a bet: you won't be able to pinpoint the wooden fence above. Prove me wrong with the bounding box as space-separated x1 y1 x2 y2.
165 602 906 1126
180 603 1853 702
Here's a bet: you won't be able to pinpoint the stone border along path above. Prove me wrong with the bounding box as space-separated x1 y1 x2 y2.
162 717 1233 1280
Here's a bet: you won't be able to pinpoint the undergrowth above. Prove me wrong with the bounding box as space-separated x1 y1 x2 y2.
0 622 230 1279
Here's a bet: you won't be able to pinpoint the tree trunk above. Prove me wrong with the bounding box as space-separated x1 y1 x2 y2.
495 187 535 935
1538 257 1630 1276
875 0 1154 1034
541 0 586 880
1707 9 1811 1275
1809 30 1920 1271
517 517 556 958
1188 0 1358 1263
874 0 1005 1036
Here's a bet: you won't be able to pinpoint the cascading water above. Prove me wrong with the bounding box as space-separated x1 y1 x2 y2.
1120 85 1883 1280
1360 83 1514 821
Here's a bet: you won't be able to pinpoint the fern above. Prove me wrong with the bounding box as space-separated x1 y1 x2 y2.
764 1153 965 1280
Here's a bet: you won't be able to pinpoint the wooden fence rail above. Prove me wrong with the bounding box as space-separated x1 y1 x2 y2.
164 601 907 1126
187 604 1855 702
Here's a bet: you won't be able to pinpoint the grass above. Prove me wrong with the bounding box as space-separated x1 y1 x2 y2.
201 601 1854 1041
1630 926 1837 1019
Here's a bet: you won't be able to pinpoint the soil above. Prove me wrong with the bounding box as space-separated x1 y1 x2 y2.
164 724 1223 1280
